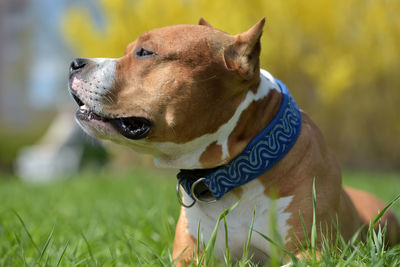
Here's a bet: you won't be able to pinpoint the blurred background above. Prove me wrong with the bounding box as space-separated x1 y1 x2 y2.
1 0 400 180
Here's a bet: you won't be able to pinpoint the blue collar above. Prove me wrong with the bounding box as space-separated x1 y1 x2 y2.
178 78 302 203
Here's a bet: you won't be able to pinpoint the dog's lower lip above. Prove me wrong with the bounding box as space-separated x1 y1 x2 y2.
76 106 107 122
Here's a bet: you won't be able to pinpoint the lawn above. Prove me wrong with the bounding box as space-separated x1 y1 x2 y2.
0 168 399 266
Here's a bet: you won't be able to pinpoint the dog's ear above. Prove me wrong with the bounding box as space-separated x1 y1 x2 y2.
198 18 212 27
223 17 266 80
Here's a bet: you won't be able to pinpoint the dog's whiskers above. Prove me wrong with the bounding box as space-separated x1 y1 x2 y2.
169 122 177 137
104 95 114 105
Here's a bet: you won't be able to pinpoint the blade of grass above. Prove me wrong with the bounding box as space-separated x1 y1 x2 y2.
291 228 309 260
12 210 40 253
44 253 50 266
243 206 256 260
254 230 298 264
223 215 231 267
333 215 340 255
371 194 400 227
120 231 136 265
299 211 310 249
196 222 202 266
127 234 167 266
203 201 239 266
311 177 317 261
342 247 358 265
338 225 365 262
172 247 187 267
37 225 55 264
13 232 28 267
56 240 69 267
372 224 382 253
81 233 97 267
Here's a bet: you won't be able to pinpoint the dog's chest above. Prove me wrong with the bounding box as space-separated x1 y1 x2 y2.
183 179 293 261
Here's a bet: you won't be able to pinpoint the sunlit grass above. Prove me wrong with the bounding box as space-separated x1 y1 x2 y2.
0 168 399 266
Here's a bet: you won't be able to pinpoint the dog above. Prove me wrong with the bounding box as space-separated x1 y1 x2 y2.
68 18 400 265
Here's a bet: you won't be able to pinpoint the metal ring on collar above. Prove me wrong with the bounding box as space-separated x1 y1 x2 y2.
176 178 196 208
191 178 217 204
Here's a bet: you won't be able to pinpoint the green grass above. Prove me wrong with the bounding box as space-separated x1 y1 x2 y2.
0 168 179 266
0 168 399 266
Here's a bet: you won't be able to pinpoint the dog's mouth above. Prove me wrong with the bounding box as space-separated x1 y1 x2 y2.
72 94 152 140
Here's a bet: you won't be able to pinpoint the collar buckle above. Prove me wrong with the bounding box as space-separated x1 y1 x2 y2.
176 178 195 208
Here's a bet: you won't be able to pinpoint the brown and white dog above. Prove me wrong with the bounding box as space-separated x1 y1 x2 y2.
68 18 400 265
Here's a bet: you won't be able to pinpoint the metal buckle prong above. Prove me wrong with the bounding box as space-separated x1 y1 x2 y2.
191 178 217 204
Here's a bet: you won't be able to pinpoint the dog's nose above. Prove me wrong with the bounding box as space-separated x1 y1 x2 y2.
70 58 88 74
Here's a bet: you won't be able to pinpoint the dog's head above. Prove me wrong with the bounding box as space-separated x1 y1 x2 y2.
68 18 267 168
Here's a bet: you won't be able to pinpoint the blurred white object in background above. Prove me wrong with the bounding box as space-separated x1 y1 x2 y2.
15 110 108 182
16 145 82 182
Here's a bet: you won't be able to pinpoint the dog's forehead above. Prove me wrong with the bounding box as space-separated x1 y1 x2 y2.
131 24 232 51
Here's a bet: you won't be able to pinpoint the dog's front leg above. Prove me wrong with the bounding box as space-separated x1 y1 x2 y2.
173 207 201 266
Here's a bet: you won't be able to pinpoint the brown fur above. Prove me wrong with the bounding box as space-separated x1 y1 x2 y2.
227 88 282 161
173 208 199 265
255 113 364 247
107 25 249 145
346 187 400 246
199 141 223 168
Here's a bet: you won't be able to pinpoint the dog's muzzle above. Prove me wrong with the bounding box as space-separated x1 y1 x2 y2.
68 58 152 140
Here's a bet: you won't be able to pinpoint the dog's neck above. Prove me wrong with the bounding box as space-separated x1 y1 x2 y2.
153 70 284 169
177 75 302 203
223 70 285 164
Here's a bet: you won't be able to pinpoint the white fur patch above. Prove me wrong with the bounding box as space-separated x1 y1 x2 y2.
153 69 281 169
79 58 117 115
90 58 116 94
183 179 293 262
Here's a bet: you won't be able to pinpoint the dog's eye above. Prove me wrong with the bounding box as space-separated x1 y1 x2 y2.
135 47 157 58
